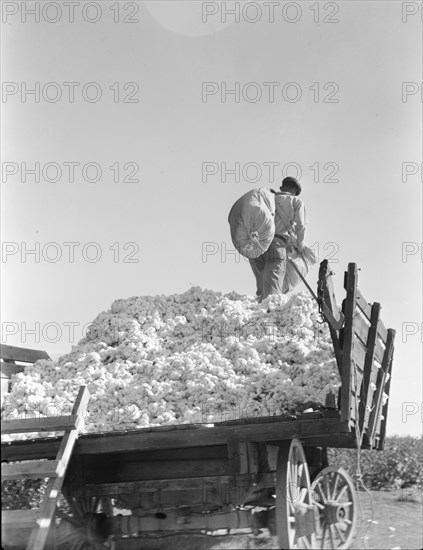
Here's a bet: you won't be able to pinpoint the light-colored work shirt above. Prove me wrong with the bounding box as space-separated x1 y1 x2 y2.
273 192 306 246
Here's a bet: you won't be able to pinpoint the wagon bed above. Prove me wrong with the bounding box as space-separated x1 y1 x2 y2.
1 261 396 549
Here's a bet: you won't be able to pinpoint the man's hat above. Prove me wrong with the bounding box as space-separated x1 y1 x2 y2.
280 176 302 196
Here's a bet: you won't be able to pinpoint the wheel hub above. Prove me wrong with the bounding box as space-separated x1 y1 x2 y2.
322 501 346 525
83 512 112 543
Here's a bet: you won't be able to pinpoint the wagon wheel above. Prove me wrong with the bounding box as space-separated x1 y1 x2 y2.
276 438 317 549
54 496 115 549
311 466 357 549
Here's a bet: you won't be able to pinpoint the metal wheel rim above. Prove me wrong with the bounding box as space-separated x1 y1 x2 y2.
276 438 316 549
311 466 357 549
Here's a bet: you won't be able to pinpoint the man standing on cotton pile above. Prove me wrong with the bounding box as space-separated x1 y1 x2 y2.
249 176 306 302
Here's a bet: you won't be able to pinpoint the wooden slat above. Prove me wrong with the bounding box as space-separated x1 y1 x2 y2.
355 289 372 320
116 458 229 482
63 473 276 498
318 261 343 323
238 442 249 474
352 339 367 371
353 312 370 347
318 260 343 373
3 414 352 464
247 442 259 474
2 509 39 528
374 339 385 364
0 344 50 363
127 488 215 510
377 339 395 450
2 460 58 480
1 415 80 434
358 303 381 435
367 330 395 445
340 264 359 424
97 445 228 463
373 413 384 446
227 439 241 475
377 318 388 342
26 386 90 550
266 445 280 472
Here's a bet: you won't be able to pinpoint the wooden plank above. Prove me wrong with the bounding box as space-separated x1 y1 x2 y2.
116 458 229 482
359 303 381 434
377 338 395 450
353 312 370 347
1 415 80 434
127 488 215 510
266 445 279 471
374 339 385 364
246 442 259 474
367 330 395 445
0 344 50 363
103 445 229 463
377 318 388 342
226 439 241 475
238 442 249 475
355 289 372 320
63 473 274 498
352 339 367 371
318 261 343 324
2 510 39 528
26 386 90 550
1 438 62 461
318 260 343 373
340 263 358 424
1 442 228 464
1 460 58 480
53 387 90 477
3 415 353 464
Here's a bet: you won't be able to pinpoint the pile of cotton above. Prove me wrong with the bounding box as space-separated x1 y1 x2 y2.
1 288 339 438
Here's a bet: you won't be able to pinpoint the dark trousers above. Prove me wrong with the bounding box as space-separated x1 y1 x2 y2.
249 239 287 302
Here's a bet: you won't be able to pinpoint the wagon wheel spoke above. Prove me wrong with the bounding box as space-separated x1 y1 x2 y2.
66 496 85 520
336 484 349 501
311 466 358 550
275 439 317 549
321 523 328 548
89 496 100 513
331 472 340 500
56 508 81 528
55 495 115 549
334 522 347 544
329 523 336 548
315 479 328 504
325 476 331 501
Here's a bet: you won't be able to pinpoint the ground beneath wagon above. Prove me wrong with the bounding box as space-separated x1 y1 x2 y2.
120 489 422 550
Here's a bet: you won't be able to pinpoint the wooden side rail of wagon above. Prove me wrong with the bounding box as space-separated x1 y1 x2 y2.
317 261 396 450
0 345 51 402
1 262 396 550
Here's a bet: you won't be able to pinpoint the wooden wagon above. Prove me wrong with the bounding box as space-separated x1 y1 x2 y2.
1 261 395 550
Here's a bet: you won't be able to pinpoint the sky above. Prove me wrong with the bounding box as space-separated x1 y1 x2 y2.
1 0 422 437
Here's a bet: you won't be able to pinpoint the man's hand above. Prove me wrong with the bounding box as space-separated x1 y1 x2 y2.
296 242 305 253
